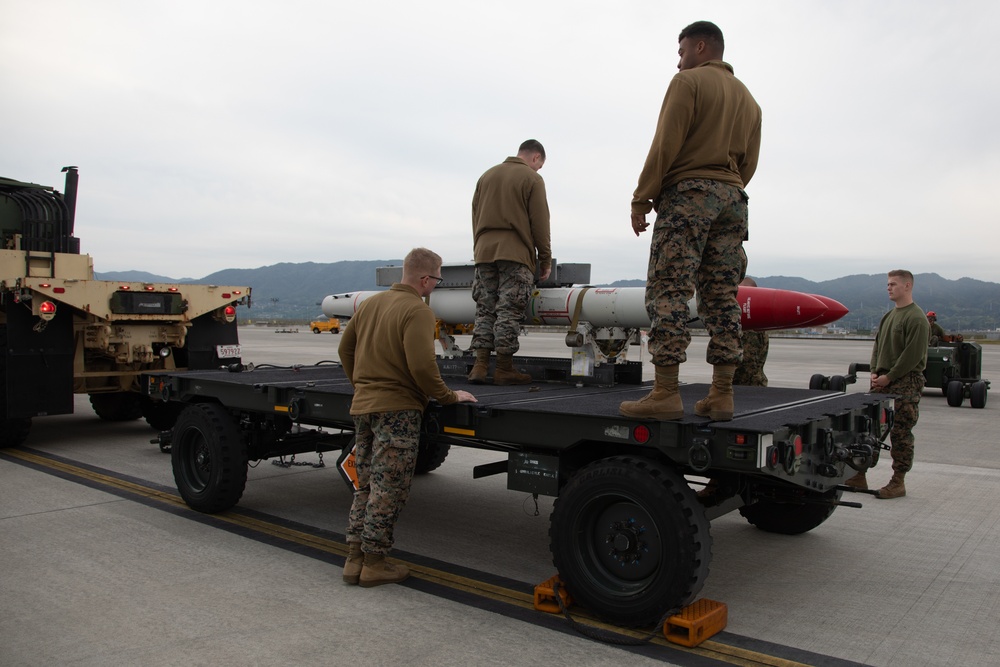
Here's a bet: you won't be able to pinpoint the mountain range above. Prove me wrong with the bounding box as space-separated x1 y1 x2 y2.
95 262 1000 332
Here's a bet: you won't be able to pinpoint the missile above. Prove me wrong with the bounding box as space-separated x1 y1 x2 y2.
322 285 848 332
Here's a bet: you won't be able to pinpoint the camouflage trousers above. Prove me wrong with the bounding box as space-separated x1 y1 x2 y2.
346 409 422 555
733 330 769 387
645 179 749 366
471 260 534 356
873 370 923 474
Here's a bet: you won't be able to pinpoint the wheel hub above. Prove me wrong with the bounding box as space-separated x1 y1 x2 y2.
606 518 646 565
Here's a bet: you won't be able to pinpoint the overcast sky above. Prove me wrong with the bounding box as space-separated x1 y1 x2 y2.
3 1 998 285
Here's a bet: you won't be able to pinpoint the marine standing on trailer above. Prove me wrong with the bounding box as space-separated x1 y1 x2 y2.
733 277 769 387
621 20 762 422
468 139 552 386
845 270 928 499
338 248 477 586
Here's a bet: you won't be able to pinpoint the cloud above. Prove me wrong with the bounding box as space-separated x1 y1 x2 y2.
2 0 998 285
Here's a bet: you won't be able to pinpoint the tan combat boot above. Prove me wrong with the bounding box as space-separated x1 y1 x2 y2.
694 364 737 421
876 473 906 499
842 472 868 490
467 349 491 384
494 353 532 385
342 542 363 585
619 365 684 420
359 553 410 588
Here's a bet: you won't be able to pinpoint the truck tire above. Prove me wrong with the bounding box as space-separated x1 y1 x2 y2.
549 456 712 627
142 399 184 432
970 381 988 409
312 328 321 334
172 403 248 513
946 380 964 407
415 439 450 474
89 392 144 421
0 418 32 448
331 328 339 334
808 374 827 390
739 488 841 535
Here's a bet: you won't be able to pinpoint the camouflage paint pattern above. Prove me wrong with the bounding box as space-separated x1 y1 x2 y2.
346 409 422 555
733 330 769 387
471 260 534 355
645 179 749 366
873 370 924 474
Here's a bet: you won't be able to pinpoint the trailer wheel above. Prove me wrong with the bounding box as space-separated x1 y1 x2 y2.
970 381 988 409
829 375 847 392
89 392 144 421
0 418 32 448
172 403 248 513
946 380 964 407
739 488 841 535
414 439 450 474
549 456 712 627
808 374 827 390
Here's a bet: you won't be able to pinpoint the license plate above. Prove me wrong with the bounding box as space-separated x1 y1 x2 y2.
217 344 242 359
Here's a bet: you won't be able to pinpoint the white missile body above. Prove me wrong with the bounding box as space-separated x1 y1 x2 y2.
322 285 848 331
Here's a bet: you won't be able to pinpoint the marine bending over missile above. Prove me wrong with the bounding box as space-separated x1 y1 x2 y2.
620 20 762 422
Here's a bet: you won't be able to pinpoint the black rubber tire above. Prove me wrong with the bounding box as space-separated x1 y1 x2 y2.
809 374 827 390
171 403 248 513
549 456 712 627
0 418 32 448
739 488 841 535
89 392 144 421
414 439 450 474
331 329 339 334
0 325 32 448
970 381 988 409
829 375 847 392
312 328 321 334
946 380 964 407
142 399 184 432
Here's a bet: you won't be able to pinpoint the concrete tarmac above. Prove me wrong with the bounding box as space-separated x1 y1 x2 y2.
2 327 999 666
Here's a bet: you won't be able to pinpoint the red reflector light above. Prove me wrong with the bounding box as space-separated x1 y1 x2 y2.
225 306 236 316
168 287 179 292
222 293 231 299
145 285 155 291
735 434 746 445
119 285 130 290
54 287 65 294
39 301 56 314
793 435 803 456
632 424 651 444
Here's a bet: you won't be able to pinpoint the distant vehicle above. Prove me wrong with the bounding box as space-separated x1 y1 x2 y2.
310 317 340 334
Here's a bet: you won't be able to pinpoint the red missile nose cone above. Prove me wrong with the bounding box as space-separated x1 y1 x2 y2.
737 286 830 331
805 294 850 326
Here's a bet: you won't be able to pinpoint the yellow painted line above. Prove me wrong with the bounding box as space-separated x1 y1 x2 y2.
442 426 476 436
5 448 815 667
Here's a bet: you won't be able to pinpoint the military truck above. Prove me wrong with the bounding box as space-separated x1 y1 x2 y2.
0 167 252 447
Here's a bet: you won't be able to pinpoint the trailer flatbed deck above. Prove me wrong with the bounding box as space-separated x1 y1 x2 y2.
144 361 893 627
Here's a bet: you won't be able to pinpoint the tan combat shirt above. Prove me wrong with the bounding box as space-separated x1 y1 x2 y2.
472 156 552 273
632 61 762 216
338 284 458 415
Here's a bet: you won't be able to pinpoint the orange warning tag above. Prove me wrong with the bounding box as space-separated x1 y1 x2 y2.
336 441 359 491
